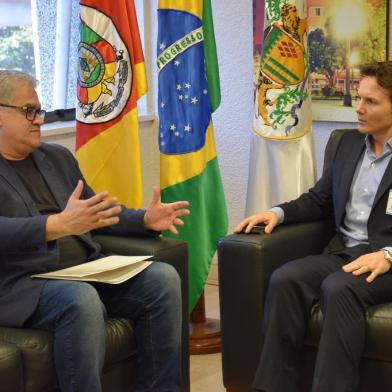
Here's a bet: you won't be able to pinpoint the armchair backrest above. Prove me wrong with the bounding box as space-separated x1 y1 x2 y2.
323 129 356 174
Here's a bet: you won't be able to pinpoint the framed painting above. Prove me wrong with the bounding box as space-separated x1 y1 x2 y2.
308 0 389 122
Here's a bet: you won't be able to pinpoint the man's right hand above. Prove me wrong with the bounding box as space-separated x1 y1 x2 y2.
46 180 122 241
234 211 279 234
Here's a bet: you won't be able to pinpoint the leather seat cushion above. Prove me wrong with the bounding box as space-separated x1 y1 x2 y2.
0 342 23 391
0 318 136 392
104 318 136 365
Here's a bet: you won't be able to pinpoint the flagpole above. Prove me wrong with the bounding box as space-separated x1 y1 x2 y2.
189 290 221 354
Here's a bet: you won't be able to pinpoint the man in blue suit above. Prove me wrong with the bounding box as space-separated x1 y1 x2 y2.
0 70 190 392
236 61 392 392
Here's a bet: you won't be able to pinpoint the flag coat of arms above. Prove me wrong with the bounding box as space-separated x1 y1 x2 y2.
76 0 147 208
158 0 228 310
246 0 316 215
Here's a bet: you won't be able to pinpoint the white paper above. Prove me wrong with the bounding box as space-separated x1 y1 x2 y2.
31 255 153 284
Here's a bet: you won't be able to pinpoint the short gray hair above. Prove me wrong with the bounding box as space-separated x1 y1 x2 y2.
0 70 37 104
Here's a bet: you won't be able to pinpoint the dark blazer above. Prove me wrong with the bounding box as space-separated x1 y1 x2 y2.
0 143 153 327
278 130 392 253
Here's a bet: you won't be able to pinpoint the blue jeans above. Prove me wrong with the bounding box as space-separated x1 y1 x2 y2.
25 262 182 392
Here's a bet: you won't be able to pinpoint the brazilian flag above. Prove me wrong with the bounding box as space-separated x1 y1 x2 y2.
158 0 228 310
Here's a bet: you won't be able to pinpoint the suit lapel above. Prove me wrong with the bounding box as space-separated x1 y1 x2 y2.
0 156 38 215
32 147 97 249
334 133 392 219
372 156 392 209
335 135 366 225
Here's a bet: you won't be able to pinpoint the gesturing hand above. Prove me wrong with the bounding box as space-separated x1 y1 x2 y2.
46 180 122 240
342 251 392 283
143 186 190 234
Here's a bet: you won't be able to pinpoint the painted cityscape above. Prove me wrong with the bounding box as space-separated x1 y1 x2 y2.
308 0 387 121
253 0 388 122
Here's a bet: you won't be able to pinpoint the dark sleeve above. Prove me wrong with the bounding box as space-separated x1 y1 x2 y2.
276 132 348 223
278 166 334 223
0 215 49 252
93 207 159 237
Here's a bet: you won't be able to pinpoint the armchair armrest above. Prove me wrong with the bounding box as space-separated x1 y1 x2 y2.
92 234 190 392
93 235 187 266
217 220 334 391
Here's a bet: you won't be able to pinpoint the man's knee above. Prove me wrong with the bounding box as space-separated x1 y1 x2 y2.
142 262 182 313
269 261 304 290
147 262 180 292
320 273 357 310
59 282 106 323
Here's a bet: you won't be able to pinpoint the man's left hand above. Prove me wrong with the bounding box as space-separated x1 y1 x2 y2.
342 251 391 283
143 186 190 234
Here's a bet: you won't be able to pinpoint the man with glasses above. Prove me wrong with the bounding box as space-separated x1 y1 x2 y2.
0 103 46 121
0 70 189 392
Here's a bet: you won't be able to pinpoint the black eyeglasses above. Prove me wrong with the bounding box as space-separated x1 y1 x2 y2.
0 104 46 121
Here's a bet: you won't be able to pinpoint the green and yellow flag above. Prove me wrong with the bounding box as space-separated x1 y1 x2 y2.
158 0 228 310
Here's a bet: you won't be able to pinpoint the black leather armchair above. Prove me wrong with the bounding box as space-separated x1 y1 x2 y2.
0 235 190 392
218 129 392 392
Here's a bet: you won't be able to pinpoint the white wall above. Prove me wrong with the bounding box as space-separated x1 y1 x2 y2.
212 0 254 231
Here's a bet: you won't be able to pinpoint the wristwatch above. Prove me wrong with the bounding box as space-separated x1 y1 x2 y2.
383 249 392 265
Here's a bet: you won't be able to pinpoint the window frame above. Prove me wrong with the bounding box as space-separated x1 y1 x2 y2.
42 0 153 125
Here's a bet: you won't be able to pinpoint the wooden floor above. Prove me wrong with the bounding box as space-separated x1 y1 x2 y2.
190 284 226 392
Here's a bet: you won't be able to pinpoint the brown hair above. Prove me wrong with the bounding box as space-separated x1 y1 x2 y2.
360 62 392 101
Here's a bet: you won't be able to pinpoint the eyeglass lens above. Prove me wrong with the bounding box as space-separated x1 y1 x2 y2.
26 107 45 121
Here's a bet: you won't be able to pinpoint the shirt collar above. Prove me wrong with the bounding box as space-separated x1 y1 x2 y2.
365 135 392 159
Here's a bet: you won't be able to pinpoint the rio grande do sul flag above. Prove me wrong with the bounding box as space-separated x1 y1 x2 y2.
158 0 228 310
246 0 316 215
76 0 147 208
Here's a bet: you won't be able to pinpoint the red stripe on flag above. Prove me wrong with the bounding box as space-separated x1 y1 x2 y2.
76 0 145 150
92 40 117 63
77 86 88 105
79 0 144 66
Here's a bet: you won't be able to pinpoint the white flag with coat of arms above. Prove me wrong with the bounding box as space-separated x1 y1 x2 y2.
246 0 316 215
